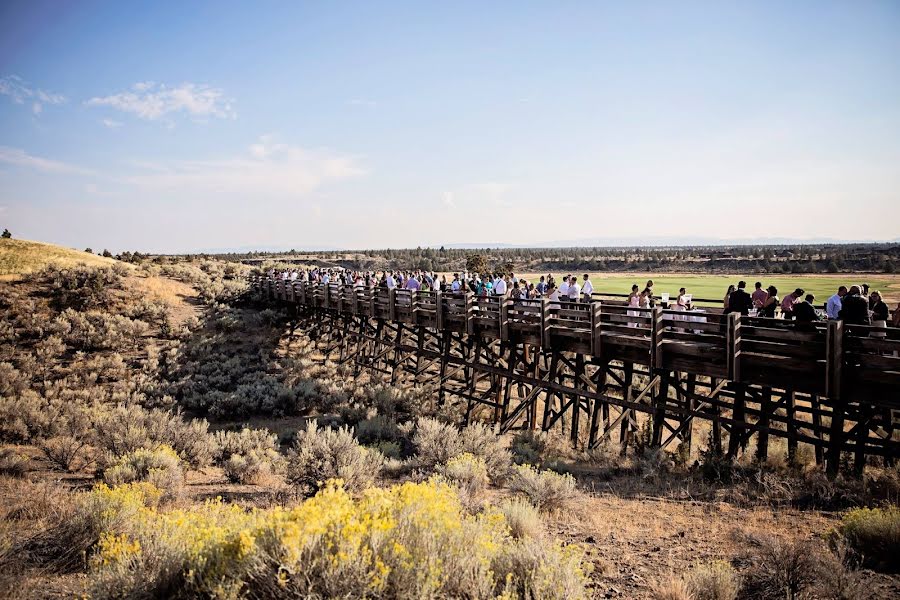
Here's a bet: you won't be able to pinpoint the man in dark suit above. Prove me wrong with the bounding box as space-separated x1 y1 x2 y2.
728 280 754 315
793 293 820 325
839 286 871 325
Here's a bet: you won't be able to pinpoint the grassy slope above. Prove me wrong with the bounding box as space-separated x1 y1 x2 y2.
0 238 122 277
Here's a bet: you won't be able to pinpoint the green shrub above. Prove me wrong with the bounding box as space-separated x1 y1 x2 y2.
833 506 900 572
103 446 184 502
413 418 511 482
508 464 579 513
287 423 383 496
436 453 489 509
214 428 283 484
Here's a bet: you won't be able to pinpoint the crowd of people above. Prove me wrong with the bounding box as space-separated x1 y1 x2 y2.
269 267 900 329
721 280 900 328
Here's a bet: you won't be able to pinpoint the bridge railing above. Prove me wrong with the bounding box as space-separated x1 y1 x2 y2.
254 276 895 402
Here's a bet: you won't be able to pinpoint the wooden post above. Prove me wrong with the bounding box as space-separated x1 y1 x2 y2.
434 290 444 331
388 288 397 322
728 383 746 460
726 313 741 381
541 298 551 348
826 320 844 478
499 298 510 342
590 301 602 358
651 306 663 372
756 387 771 463
465 292 474 335
652 372 669 447
785 389 797 465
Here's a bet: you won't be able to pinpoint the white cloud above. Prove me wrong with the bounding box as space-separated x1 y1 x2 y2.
441 191 456 208
121 135 366 195
102 118 123 129
0 75 66 114
0 146 94 176
86 82 236 121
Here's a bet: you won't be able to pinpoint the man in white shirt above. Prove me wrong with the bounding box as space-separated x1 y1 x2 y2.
385 272 396 289
826 286 846 319
567 276 581 300
581 273 593 302
559 277 570 297
494 276 507 296
451 273 461 292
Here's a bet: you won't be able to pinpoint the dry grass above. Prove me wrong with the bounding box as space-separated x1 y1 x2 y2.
0 238 126 277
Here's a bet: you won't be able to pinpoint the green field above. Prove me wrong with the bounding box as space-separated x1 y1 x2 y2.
519 272 900 306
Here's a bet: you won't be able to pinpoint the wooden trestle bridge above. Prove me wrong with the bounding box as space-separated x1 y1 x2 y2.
251 276 900 475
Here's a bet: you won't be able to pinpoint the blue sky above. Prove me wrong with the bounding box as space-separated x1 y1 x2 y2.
1 1 898 252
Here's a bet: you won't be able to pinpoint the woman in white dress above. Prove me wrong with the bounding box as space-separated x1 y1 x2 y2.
627 284 641 328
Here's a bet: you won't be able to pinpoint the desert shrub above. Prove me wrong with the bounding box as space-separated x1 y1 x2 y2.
103 446 184 502
413 418 511 482
38 435 89 471
24 482 161 573
684 561 740 600
497 498 543 540
740 536 820 600
214 428 283 484
413 417 461 467
511 430 547 465
94 405 217 469
436 453 489 509
459 421 512 480
50 309 149 351
508 464 579 513
0 389 45 443
355 414 402 445
85 480 589 599
0 448 30 477
651 576 695 600
36 264 122 310
832 506 900 572
287 423 383 496
492 535 589 600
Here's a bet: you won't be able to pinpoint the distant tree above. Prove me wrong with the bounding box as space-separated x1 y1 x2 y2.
84 247 93 254
1 228 10 239
101 249 113 258
466 253 488 274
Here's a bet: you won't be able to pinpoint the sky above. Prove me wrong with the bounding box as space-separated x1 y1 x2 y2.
0 1 899 253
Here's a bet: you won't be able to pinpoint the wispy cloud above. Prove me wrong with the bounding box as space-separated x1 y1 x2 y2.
122 135 366 195
0 75 66 115
441 191 456 208
347 98 377 108
102 118 123 129
0 146 94 176
86 81 236 121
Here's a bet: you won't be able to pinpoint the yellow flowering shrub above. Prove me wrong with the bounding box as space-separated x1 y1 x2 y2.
87 479 589 599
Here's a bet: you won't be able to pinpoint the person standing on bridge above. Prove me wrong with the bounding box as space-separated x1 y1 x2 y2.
494 274 507 296
761 286 779 318
581 274 593 302
781 288 804 319
826 286 847 320
385 271 396 289
729 281 753 315
567 276 581 301
536 275 547 296
723 284 735 313
752 281 768 308
451 273 461 292
839 286 870 325
559 276 570 298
